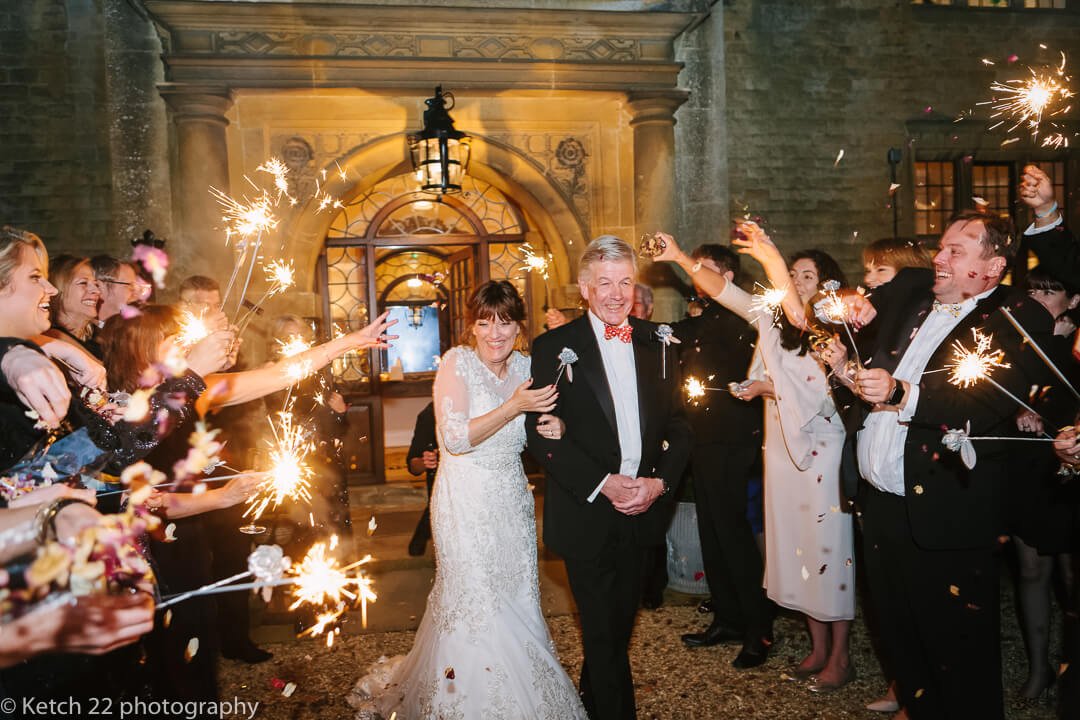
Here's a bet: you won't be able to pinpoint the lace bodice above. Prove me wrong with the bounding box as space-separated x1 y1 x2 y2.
433 345 529 459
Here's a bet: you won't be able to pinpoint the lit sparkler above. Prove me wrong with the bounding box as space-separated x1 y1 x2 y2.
277 335 313 359
749 283 788 326
176 311 211 347
289 541 377 644
256 157 293 204
944 328 1051 432
521 243 553 308
236 260 297 332
684 375 724 401
241 406 314 533
981 51 1074 148
812 280 863 367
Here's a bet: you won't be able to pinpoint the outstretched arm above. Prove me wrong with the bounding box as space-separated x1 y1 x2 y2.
202 311 397 409
731 221 807 329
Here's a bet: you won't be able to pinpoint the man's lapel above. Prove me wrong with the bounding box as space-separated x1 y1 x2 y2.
630 318 657 442
572 315 618 436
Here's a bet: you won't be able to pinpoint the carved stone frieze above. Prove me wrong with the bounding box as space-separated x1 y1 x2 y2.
209 31 645 62
267 132 378 211
487 132 592 228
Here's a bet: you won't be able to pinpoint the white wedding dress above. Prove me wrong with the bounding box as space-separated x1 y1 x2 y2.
348 346 587 720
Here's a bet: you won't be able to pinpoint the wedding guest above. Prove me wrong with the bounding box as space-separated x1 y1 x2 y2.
405 401 437 557
674 245 771 653
839 210 1053 718
858 236 932 718
91 255 142 323
178 274 222 314
1006 266 1080 700
655 231 854 685
45 255 102 358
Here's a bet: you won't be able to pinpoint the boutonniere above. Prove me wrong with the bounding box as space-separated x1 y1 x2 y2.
555 347 579 385
656 324 681 379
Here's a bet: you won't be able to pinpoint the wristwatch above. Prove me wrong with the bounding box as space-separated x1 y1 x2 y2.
886 380 905 407
659 478 670 496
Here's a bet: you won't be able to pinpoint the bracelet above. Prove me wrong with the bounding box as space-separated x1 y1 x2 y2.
1036 201 1058 219
0 511 43 548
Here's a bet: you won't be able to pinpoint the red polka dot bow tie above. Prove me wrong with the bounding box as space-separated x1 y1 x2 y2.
604 324 633 343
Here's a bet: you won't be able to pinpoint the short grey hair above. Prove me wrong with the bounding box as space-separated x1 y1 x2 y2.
578 235 637 284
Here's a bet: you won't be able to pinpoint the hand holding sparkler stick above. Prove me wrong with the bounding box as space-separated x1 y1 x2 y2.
1019 164 1061 223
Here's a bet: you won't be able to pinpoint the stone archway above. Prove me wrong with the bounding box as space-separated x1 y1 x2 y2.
283 132 589 315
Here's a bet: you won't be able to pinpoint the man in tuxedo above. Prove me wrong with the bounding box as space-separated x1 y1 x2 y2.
527 235 691 720
843 210 1053 719
673 245 773 665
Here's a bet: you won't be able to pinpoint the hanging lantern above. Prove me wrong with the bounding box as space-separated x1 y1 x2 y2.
408 86 471 194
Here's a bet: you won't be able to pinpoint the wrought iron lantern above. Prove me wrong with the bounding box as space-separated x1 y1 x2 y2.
408 86 471 194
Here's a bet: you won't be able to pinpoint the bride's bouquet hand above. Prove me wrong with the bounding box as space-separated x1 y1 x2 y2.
510 378 558 415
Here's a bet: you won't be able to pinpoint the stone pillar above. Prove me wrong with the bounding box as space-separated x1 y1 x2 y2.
627 90 689 323
159 84 234 285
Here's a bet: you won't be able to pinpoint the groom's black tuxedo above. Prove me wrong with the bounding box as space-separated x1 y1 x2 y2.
527 313 691 720
527 314 692 559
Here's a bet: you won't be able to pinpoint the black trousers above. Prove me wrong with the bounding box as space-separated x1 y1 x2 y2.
860 486 1003 720
563 524 643 720
692 442 772 640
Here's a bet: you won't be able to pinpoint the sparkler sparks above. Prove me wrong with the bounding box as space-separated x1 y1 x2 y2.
211 187 279 241
521 243 552 280
946 329 1011 389
289 540 377 644
277 335 313 359
176 311 211 347
981 51 1074 148
684 375 723 401
749 283 788 325
256 157 293 203
244 407 314 525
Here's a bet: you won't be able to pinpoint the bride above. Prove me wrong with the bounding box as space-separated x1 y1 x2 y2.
349 280 588 719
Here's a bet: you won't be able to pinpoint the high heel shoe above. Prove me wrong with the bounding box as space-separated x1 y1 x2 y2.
808 664 857 693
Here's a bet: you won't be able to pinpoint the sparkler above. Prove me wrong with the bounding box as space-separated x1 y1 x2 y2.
241 406 314 534
288 541 377 644
812 281 863 367
256 157 293 204
176 310 211 347
1000 307 1080 402
684 375 724 401
277 334 314 359
945 328 1051 433
749 283 788 327
980 51 1074 148
235 260 296 332
211 186 279 313
521 243 553 308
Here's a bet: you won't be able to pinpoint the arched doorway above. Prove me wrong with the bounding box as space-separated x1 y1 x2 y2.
319 173 538 483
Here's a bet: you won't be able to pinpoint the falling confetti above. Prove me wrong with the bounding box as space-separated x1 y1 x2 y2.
833 149 844 167
367 515 377 536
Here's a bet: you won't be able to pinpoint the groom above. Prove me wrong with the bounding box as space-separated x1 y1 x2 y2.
528 235 692 720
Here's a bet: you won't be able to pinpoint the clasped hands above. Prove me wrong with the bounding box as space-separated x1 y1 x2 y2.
601 474 664 516
852 367 905 409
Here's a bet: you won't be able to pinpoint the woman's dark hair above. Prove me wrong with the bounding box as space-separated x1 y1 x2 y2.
462 280 527 347
781 249 846 355
99 304 180 393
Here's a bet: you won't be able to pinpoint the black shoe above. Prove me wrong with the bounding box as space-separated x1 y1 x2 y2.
681 621 743 648
222 643 273 664
697 597 714 614
732 637 770 670
407 531 429 557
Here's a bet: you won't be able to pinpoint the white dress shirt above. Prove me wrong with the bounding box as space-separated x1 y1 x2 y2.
857 287 996 495
1023 214 1063 236
585 311 642 503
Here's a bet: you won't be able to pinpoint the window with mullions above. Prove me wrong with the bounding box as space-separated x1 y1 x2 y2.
971 163 1014 218
911 0 1066 7
914 161 955 236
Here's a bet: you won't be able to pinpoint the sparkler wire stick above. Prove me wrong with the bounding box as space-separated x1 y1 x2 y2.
980 374 1053 438
94 470 271 499
157 570 252 610
1000 307 1080 402
219 241 249 312
234 233 263 319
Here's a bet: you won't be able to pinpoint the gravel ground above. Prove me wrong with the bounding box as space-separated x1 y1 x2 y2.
220 589 1059 719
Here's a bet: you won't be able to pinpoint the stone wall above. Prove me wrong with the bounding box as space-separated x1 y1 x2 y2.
0 0 168 257
719 0 1080 278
